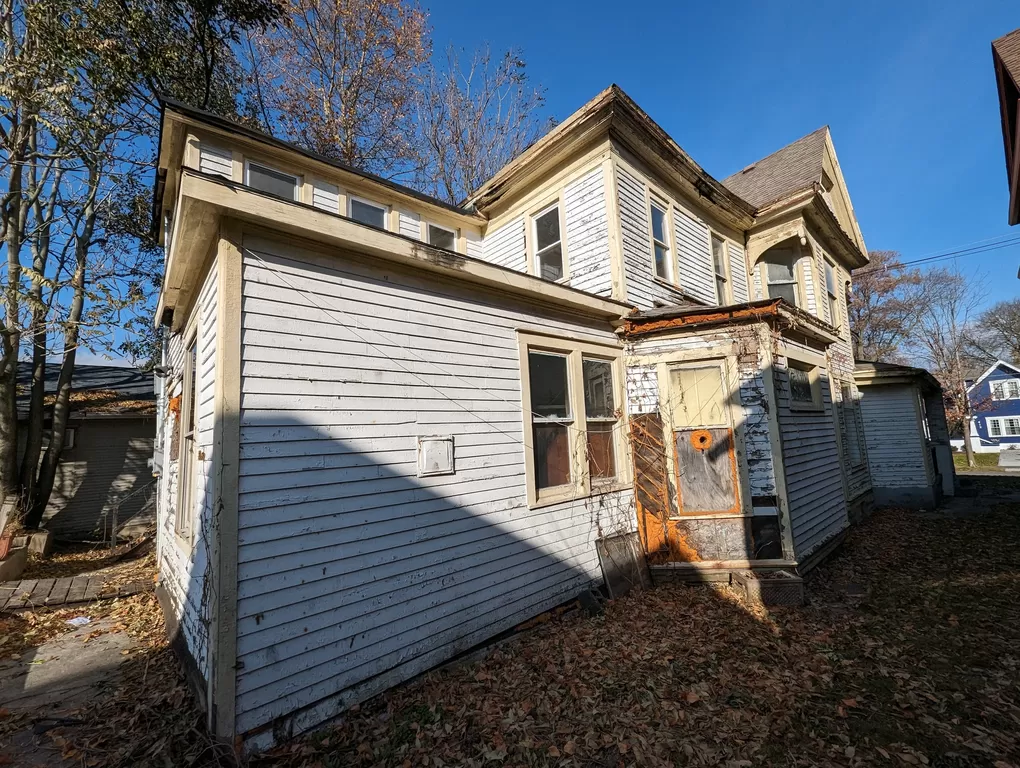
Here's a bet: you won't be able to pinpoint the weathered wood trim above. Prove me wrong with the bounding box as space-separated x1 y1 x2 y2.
603 156 627 302
211 219 243 742
756 326 796 561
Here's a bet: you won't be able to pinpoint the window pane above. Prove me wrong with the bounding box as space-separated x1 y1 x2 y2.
828 295 840 324
770 282 798 307
1007 418 1020 436
789 367 814 403
651 204 667 243
716 275 727 304
990 419 1002 437
247 164 298 200
582 358 615 418
529 352 570 418
587 422 616 480
712 236 727 276
825 261 837 294
428 224 456 250
186 342 197 432
351 199 386 228
537 243 563 281
767 260 796 282
993 382 1005 399
535 207 560 251
534 423 571 488
654 243 670 279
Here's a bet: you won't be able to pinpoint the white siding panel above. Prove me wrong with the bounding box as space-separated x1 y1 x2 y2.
674 209 715 305
465 230 484 260
155 260 218 686
775 357 848 559
398 210 421 240
234 237 634 741
198 144 233 178
311 180 340 213
858 385 928 488
729 242 750 304
563 165 612 296
801 257 817 316
480 217 527 272
617 165 686 309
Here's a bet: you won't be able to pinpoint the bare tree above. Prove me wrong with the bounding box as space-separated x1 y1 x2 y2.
906 266 984 468
968 298 1020 365
244 0 430 177
413 44 550 204
849 250 926 362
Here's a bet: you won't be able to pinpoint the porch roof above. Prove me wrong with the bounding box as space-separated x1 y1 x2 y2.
622 298 840 345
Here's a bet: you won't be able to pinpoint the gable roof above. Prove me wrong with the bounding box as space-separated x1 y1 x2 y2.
722 127 829 209
966 359 1020 392
853 359 942 393
992 28 1020 226
16 363 155 418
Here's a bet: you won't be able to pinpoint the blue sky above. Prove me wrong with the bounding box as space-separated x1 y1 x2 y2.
427 0 1020 308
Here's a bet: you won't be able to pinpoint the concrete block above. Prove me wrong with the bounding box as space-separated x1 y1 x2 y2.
0 547 28 582
12 530 53 556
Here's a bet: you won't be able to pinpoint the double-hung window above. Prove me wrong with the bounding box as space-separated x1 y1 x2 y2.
245 161 300 201
427 223 457 251
521 336 624 506
650 201 672 281
765 255 800 307
532 204 564 281
991 379 1020 400
989 417 1020 437
711 234 728 303
825 260 840 326
176 338 198 540
349 196 388 229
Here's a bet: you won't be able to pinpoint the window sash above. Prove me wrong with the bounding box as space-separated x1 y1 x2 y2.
245 161 300 201
176 339 199 538
992 379 1020 400
651 203 671 280
427 223 457 250
349 197 388 229
532 205 563 281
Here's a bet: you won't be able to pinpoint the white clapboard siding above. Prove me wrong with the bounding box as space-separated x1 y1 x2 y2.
674 209 716 305
480 217 527 272
311 180 340 214
775 358 848 559
616 165 686 309
858 385 929 488
198 144 233 179
234 236 634 741
729 242 750 304
563 165 612 296
752 261 763 300
398 210 421 240
465 230 484 260
801 257 818 316
156 261 218 684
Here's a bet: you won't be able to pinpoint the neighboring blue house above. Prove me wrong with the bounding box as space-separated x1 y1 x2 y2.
967 360 1020 452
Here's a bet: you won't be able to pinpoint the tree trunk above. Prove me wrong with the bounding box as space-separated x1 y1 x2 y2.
18 325 45 504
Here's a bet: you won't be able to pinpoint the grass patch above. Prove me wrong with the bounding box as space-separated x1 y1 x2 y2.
954 451 1002 471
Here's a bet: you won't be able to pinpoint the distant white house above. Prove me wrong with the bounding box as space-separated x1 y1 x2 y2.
149 87 936 753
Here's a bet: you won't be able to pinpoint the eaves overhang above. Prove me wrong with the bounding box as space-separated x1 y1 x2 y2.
156 171 635 331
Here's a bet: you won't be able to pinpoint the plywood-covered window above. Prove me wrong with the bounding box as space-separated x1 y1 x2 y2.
711 234 729 304
650 201 672 281
670 365 728 428
520 335 625 507
532 204 564 281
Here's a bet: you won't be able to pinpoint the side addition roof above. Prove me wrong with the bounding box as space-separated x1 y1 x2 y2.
16 363 155 418
722 127 829 209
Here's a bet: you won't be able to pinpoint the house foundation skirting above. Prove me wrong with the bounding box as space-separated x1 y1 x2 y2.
649 559 797 584
155 580 208 714
872 484 940 510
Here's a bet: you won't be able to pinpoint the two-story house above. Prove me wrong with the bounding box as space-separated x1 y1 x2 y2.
966 360 1020 451
150 86 901 751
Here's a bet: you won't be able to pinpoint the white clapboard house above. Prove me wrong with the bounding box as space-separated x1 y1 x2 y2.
151 86 938 751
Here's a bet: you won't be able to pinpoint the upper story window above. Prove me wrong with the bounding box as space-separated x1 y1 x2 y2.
532 204 563 281
650 201 672 281
824 260 840 325
246 161 299 201
992 379 1020 400
350 196 387 229
427 223 457 251
765 254 800 308
711 234 728 303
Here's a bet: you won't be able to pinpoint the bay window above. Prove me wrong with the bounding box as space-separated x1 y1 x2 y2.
764 253 800 307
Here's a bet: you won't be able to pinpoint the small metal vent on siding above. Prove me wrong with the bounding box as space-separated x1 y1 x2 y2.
312 181 340 213
198 144 233 178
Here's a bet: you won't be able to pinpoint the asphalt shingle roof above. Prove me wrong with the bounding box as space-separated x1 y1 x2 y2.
722 127 828 210
994 28 1020 87
15 363 154 417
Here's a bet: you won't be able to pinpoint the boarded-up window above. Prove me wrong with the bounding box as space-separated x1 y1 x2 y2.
670 365 727 428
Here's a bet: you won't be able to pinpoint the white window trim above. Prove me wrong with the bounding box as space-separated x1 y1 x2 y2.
762 255 803 308
991 378 1020 400
649 198 674 284
987 416 1020 437
348 194 389 230
824 258 840 327
175 331 199 547
425 221 459 252
529 201 568 282
518 333 627 508
244 159 301 201
710 232 730 304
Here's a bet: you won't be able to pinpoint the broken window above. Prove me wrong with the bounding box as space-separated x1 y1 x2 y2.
246 161 299 201
765 255 800 307
650 201 672 281
532 204 563 281
712 235 728 304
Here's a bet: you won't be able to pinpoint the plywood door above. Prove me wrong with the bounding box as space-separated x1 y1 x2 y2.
669 365 739 515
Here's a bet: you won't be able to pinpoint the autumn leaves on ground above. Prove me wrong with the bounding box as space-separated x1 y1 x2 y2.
5 486 1020 767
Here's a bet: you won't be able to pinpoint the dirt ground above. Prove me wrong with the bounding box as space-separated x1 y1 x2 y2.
3 478 1019 768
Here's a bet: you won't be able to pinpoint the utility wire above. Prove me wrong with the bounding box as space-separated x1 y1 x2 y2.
854 234 1020 276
